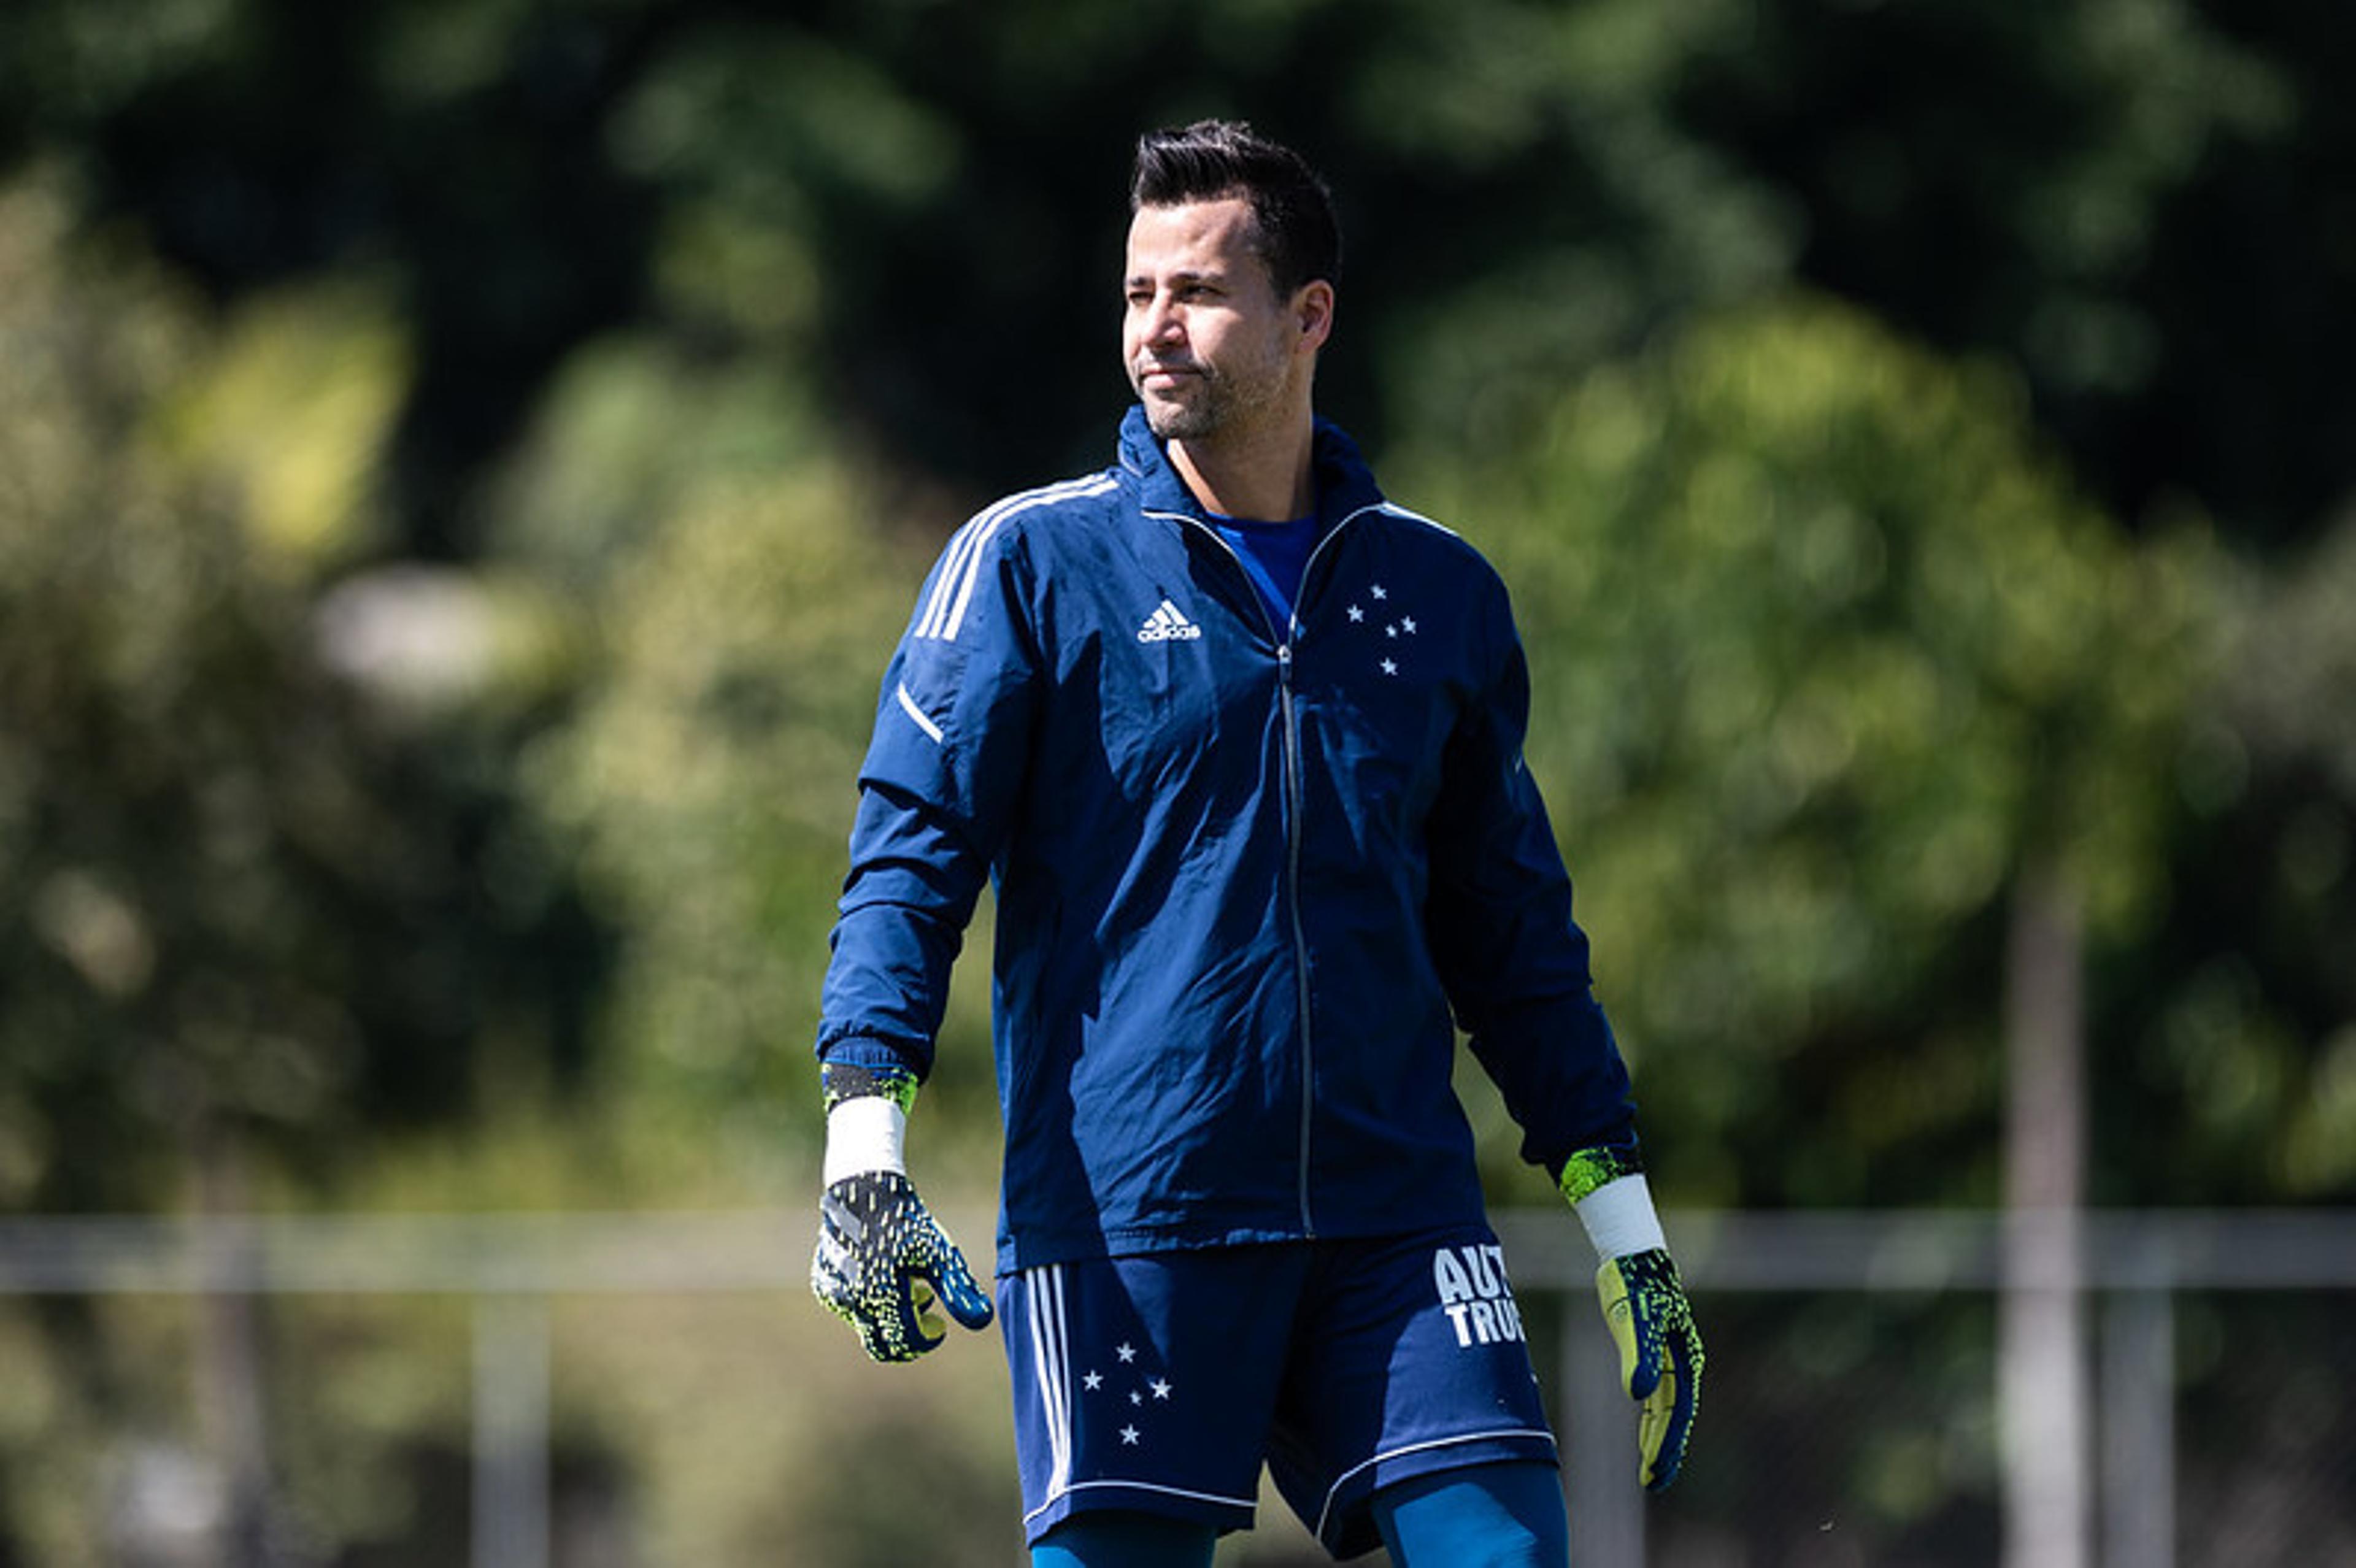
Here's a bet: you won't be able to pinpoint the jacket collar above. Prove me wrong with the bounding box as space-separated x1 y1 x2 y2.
1117 404 1386 530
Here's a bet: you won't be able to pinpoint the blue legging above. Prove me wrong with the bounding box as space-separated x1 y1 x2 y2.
1030 1461 1568 1567
1030 1512 1212 1568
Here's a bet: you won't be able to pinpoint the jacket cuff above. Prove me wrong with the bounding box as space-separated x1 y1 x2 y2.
817 1035 925 1096
1555 1141 1645 1204
819 1055 921 1114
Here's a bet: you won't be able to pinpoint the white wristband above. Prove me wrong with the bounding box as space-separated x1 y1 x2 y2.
823 1096 909 1184
1574 1173 1667 1261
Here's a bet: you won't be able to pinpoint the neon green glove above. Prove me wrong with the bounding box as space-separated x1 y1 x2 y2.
1563 1145 1703 1491
1595 1248 1702 1490
810 1062 993 1363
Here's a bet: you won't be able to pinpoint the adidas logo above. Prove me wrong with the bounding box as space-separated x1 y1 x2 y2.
1137 599 1204 643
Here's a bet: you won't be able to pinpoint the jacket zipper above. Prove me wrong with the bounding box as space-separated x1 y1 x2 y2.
1275 639 1314 1235
1276 517 1362 1237
1168 509 1371 1239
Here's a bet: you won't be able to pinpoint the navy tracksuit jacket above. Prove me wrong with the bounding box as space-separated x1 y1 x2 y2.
819 407 1638 1274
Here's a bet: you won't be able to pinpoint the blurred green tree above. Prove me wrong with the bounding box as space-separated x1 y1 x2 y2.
2108 512 2356 1204
0 166 614 1561
1396 293 2218 1207
489 345 1001 1183
0 173 599 1216
6 0 2346 555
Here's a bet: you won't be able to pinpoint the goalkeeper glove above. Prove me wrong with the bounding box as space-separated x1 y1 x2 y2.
1563 1146 1704 1491
810 1061 993 1364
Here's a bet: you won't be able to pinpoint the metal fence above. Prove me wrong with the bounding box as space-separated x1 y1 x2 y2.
2 1208 2352 1567
1496 1208 2356 1568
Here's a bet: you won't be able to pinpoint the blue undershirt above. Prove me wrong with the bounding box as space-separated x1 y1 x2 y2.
1206 512 1322 631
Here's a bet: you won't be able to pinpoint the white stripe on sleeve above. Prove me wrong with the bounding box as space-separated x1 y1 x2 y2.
914 474 1118 644
893 681 945 744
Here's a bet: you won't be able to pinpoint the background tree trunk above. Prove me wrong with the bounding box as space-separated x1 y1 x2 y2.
2002 859 2091 1568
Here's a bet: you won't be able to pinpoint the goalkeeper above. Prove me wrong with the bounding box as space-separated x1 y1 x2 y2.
812 120 1701 1566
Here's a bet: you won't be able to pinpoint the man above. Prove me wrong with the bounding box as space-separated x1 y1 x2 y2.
811 120 1701 1567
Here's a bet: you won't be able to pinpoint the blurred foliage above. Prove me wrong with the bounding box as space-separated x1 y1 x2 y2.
1406 294 2219 1207
1642 1293 2002 1561
2104 512 2356 1205
6 0 2349 547
506 341 933 1166
0 171 600 1216
1 0 2354 1559
2171 1292 2356 1564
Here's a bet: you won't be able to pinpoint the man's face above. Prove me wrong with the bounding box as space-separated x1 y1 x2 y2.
1123 196 1320 445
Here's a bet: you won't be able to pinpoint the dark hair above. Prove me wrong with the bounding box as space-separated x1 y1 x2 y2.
1130 120 1341 298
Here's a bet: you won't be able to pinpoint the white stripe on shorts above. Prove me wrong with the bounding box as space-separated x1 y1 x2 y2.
1012 1261 1261 1531
1023 1263 1073 1502
1028 1477 1260 1528
1312 1427 1558 1545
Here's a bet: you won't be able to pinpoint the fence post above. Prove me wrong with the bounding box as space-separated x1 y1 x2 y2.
472 1293 550 1568
2100 1284 2175 1568
1563 1301 1646 1566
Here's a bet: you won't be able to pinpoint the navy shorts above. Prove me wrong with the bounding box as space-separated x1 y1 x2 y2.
999 1223 1558 1559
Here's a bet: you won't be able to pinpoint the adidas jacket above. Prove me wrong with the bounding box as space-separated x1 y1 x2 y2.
818 407 1638 1274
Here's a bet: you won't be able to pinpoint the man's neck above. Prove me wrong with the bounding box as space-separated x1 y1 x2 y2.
1167 413 1317 522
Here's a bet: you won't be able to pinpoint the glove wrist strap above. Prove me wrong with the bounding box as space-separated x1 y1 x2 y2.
1576 1173 1667 1261
823 1096 909 1184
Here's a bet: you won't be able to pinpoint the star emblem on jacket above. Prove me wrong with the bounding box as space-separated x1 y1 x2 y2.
1344 580 1418 678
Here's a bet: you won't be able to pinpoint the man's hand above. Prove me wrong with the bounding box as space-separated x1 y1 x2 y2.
1562 1146 1702 1491
812 1168 993 1362
810 1059 993 1362
1595 1247 1703 1491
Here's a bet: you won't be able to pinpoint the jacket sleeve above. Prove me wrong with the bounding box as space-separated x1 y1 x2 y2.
816 517 1041 1080
1423 567 1638 1175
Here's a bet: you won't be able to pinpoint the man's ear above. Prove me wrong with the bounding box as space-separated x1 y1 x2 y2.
1295 280 1336 354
